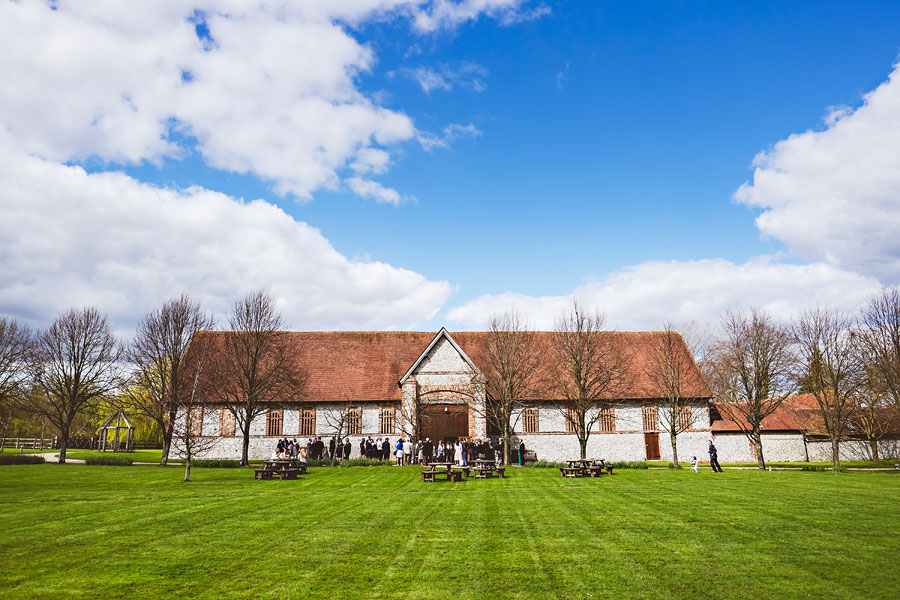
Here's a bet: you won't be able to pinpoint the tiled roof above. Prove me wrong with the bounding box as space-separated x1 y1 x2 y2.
712 394 900 436
194 329 711 403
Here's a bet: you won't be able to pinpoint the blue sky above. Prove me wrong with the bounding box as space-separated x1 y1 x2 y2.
2 1 900 332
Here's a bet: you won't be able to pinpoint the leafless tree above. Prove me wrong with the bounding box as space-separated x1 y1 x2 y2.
480 311 541 464
858 287 900 416
0 316 31 405
850 364 892 461
23 308 121 463
793 308 865 471
706 309 797 469
214 291 306 466
320 394 355 465
645 323 702 468
169 333 217 482
552 300 631 459
125 294 215 466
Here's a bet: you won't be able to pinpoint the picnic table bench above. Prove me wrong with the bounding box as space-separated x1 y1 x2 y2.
421 463 463 483
254 459 306 480
560 459 614 478
472 459 506 479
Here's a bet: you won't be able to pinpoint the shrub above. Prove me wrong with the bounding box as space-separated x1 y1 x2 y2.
610 461 649 469
0 454 45 465
801 465 826 472
834 466 848 473
306 459 330 467
191 459 240 468
84 455 133 466
523 461 567 468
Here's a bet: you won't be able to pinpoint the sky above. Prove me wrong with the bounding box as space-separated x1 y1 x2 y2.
2 0 900 334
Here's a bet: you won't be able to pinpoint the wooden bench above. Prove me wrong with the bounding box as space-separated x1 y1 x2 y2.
496 467 506 478
560 467 583 478
254 469 276 480
422 469 437 483
279 468 300 480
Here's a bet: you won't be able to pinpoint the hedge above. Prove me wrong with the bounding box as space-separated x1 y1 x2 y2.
84 456 133 466
0 454 46 465
191 459 240 468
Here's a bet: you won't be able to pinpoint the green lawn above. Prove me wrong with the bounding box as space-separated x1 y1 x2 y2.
1 465 898 599
61 449 167 463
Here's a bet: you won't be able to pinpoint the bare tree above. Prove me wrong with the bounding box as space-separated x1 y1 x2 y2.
0 316 31 405
320 395 354 465
706 309 797 469
858 287 900 416
480 311 541 464
23 308 121 463
645 324 702 468
552 300 631 459
850 364 891 461
214 291 306 466
0 317 31 451
125 294 215 466
169 333 217 482
793 308 865 471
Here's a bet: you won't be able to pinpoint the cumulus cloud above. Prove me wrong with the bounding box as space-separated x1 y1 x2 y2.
447 258 880 330
346 176 409 205
391 62 488 94
0 138 451 332
0 1 527 202
735 61 900 282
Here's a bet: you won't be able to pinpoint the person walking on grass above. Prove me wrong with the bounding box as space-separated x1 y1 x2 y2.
708 440 723 473
691 455 698 473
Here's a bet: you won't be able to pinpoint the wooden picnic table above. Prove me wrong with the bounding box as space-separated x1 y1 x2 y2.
255 458 306 480
422 462 463 483
560 459 613 478
471 458 506 479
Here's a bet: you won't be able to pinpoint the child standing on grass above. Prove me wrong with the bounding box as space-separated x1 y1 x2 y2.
691 456 698 473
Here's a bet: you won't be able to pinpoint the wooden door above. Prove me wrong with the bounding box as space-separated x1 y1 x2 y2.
644 432 660 460
422 404 469 442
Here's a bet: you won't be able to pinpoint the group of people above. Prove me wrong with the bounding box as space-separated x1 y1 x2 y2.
269 435 530 466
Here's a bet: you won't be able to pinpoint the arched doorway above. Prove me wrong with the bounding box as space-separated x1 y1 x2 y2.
421 404 469 442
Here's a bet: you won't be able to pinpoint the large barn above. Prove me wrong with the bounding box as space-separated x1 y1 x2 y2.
191 328 715 462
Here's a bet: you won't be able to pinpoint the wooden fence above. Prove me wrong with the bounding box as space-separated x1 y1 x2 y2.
0 437 55 450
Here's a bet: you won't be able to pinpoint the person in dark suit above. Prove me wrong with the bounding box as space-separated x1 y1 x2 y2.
708 440 723 472
382 438 390 461
518 440 526 466
343 437 351 460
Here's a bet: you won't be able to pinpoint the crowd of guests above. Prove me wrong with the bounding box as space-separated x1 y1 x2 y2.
271 435 528 465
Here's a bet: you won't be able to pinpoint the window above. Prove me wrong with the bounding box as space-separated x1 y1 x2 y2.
379 406 395 434
598 405 615 433
189 407 204 436
346 406 362 435
565 408 580 434
523 408 539 434
220 408 236 437
266 409 283 437
678 405 693 431
299 407 316 436
642 405 658 432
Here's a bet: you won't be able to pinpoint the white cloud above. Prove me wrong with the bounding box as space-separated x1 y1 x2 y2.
346 176 409 205
734 61 900 283
391 62 488 94
411 0 548 32
0 1 526 203
417 123 483 151
0 138 450 331
446 258 880 330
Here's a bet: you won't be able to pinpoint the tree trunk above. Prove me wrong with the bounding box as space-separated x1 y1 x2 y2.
241 429 250 466
161 412 176 466
58 427 69 464
869 438 879 462
831 437 841 472
161 435 172 467
503 430 511 465
752 428 766 470
184 459 191 482
578 433 587 459
670 433 680 468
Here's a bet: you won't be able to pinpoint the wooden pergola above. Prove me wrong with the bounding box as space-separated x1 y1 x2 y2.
98 410 134 452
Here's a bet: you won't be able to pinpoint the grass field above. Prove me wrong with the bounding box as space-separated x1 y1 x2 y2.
1 465 898 599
